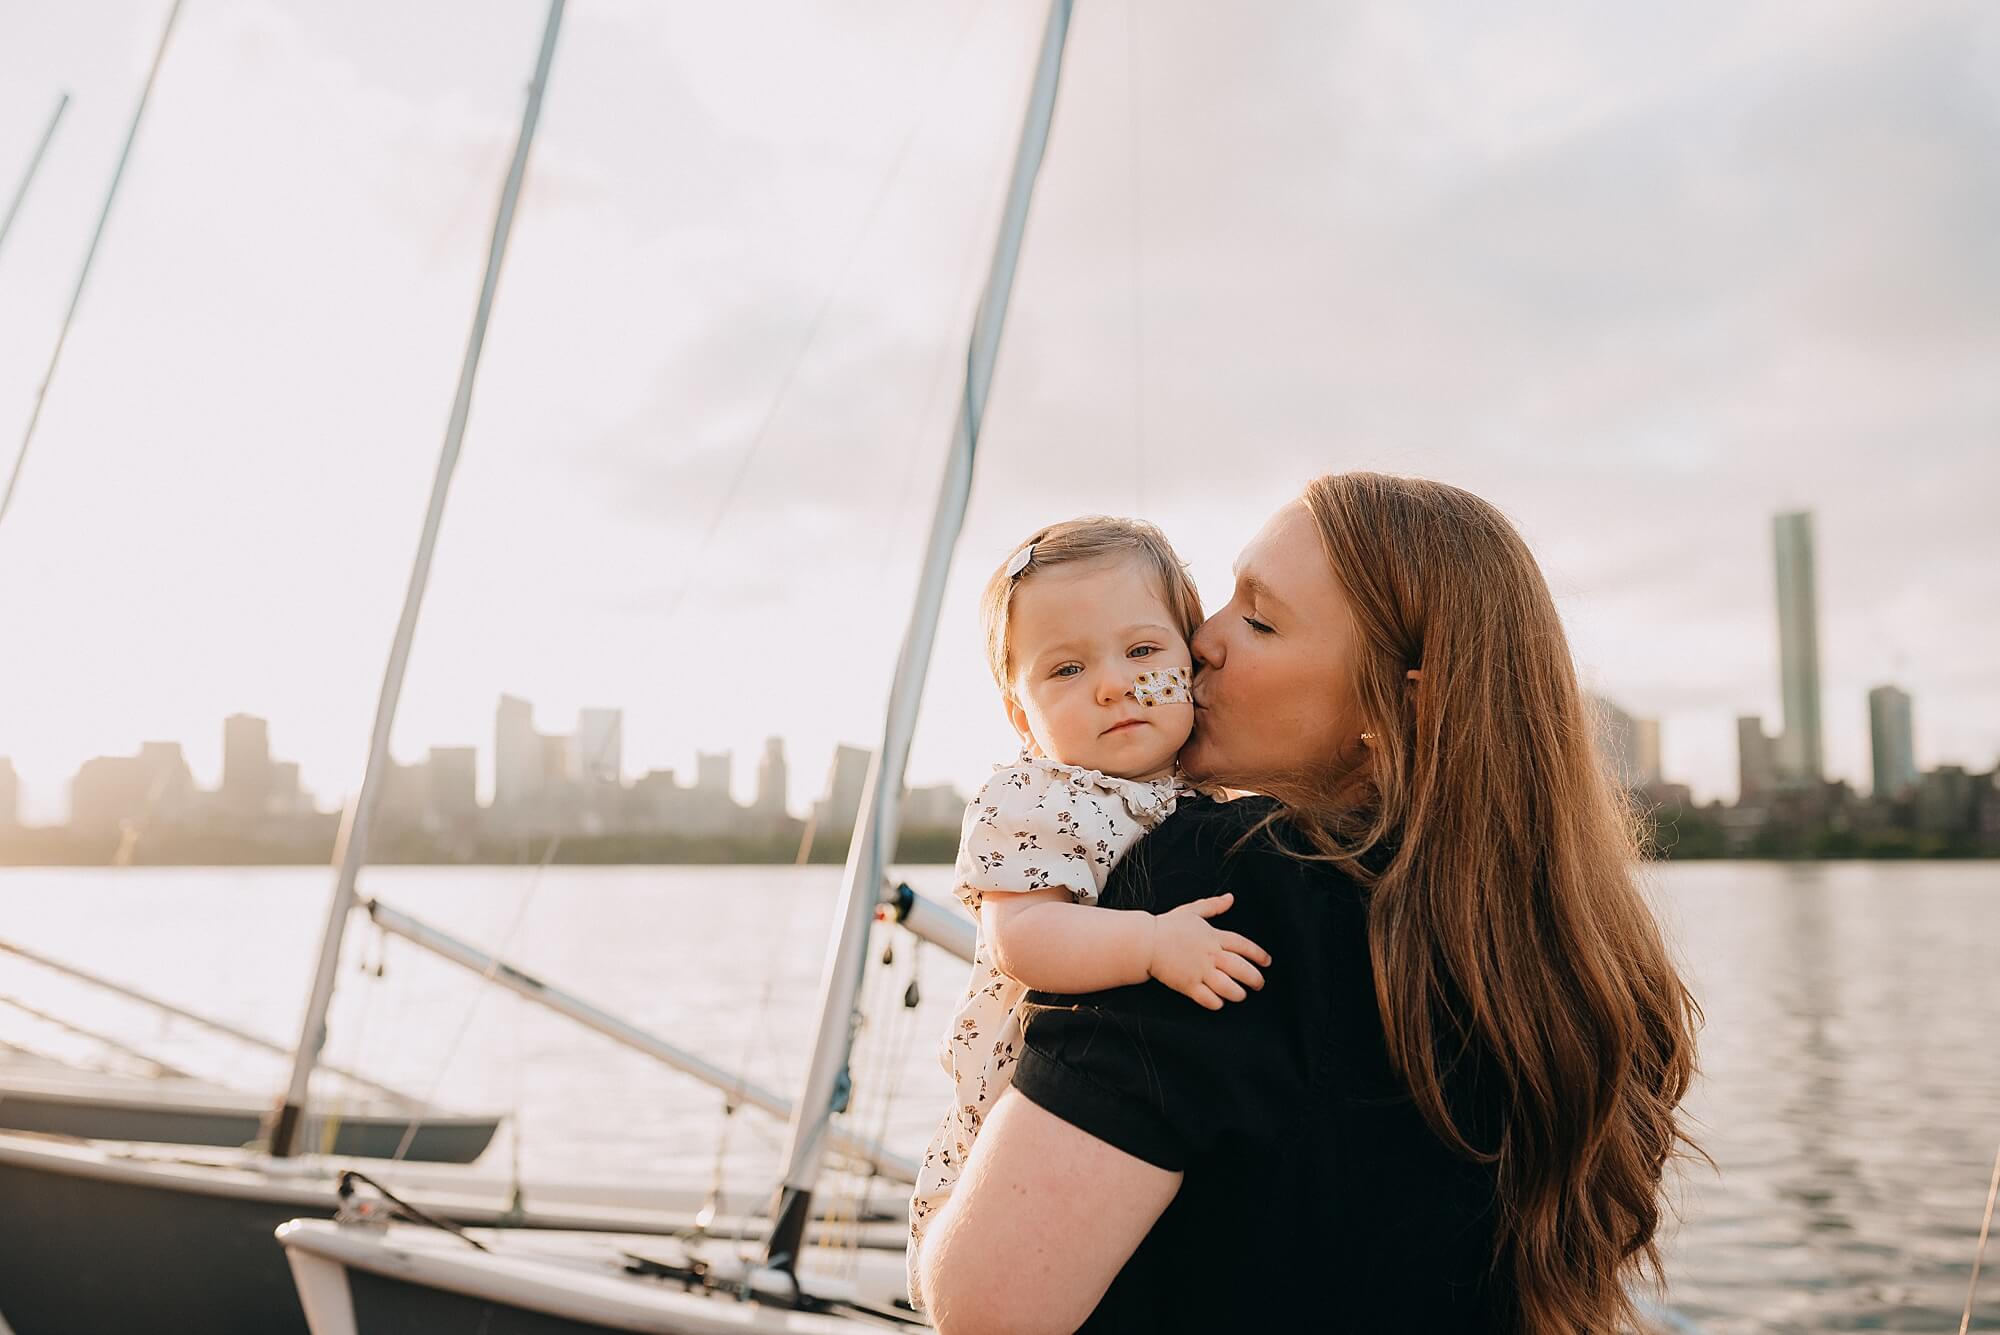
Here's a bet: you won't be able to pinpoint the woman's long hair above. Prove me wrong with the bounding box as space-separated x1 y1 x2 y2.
1264 473 1701 1334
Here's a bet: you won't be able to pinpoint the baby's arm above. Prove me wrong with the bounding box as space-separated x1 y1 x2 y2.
981 888 1271 1010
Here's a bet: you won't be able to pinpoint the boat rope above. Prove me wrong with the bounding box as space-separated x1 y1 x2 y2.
1124 0 1147 517
815 940 902 1264
840 932 925 1269
0 992 196 1080
701 866 821 1269
864 91 1019 581
1961 1133 2000 1334
0 0 184 537
387 829 564 1164
652 0 990 630
309 921 389 1157
335 1169 490 1253
802 922 925 1280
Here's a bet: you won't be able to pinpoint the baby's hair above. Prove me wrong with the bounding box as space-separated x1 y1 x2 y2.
979 516 1204 696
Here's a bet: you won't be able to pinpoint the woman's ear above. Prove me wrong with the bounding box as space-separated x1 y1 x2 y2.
1405 668 1422 683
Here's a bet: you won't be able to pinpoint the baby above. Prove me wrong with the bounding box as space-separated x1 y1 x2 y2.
907 516 1272 1306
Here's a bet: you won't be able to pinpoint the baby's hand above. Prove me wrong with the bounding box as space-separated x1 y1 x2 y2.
1146 893 1271 1010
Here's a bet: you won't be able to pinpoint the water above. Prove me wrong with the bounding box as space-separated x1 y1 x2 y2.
1 860 1996 1331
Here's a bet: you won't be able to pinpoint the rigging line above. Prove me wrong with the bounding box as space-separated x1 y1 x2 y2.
817 952 898 1265
699 863 819 1229
867 95 1021 582
654 0 991 627
425 135 518 274
847 936 923 1243
309 923 387 1155
0 0 184 537
1125 0 1147 517
272 0 567 1159
0 92 70 267
387 829 564 1164
1961 1134 2000 1335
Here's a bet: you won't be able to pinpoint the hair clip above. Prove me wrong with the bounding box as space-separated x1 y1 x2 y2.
1005 544 1035 578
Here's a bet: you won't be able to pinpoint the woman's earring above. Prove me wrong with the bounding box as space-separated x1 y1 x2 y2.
1359 732 1377 744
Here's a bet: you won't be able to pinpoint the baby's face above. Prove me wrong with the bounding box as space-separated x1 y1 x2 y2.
1004 556 1194 780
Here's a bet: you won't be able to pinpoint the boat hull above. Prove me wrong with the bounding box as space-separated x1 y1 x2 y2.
0 1083 497 1163
346 1267 617 1335
0 1148 312 1335
278 1220 920 1334
0 1134 906 1335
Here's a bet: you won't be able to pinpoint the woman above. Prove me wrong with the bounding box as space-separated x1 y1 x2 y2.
918 473 1701 1333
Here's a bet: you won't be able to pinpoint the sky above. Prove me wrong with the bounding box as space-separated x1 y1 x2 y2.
0 0 1994 823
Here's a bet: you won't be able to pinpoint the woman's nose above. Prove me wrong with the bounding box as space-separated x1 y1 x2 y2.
1191 614 1223 671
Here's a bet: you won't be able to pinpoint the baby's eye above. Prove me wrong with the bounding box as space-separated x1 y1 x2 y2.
1128 644 1157 659
1051 663 1083 678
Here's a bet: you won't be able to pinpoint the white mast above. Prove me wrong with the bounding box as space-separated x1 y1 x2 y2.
268 0 567 1157
0 0 182 536
761 0 1076 1273
0 92 69 264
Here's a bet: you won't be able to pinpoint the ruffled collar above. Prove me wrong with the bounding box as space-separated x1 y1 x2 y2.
1004 753 1188 827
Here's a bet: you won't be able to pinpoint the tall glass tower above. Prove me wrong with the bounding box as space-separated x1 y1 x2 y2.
1868 684 1917 799
1772 511 1824 786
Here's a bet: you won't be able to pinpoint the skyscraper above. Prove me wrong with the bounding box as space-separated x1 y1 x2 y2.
1868 684 1917 800
1589 696 1663 791
494 694 539 809
695 751 732 797
1737 715 1778 803
269 760 303 814
1592 696 1642 790
1635 719 1663 788
813 745 872 835
221 714 272 816
754 737 789 817
427 746 480 827
1772 511 1824 786
573 709 623 784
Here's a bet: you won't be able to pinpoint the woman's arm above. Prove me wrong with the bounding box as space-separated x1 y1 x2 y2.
918 1087 1181 1335
983 888 1270 1006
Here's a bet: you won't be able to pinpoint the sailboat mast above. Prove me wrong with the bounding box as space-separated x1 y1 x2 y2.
0 92 70 265
0 0 181 537
268 0 567 1158
761 0 1076 1272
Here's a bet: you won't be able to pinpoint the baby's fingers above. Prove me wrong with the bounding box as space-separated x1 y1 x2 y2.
1189 893 1234 919
1188 982 1225 1011
1217 952 1265 991
1207 970 1249 1004
1217 931 1272 968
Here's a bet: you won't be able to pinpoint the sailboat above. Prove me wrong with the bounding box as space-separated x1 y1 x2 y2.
0 4 938 1332
274 1 1077 1329
0 935 500 1162
0 0 511 1167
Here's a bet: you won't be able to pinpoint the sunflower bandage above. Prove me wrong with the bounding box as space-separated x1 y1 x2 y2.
1131 665 1192 707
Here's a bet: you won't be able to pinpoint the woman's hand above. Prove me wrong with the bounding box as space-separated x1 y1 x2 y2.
1145 893 1271 1009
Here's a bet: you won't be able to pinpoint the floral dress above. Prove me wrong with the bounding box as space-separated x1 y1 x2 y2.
906 755 1184 1306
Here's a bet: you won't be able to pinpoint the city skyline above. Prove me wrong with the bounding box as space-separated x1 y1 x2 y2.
0 707 957 830
1 3 1995 823
0 499 1983 827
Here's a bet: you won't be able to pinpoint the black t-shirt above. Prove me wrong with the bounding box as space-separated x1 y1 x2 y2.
1012 794 1513 1333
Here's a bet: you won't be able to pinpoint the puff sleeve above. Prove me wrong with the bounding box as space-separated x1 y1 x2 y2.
951 762 1106 915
